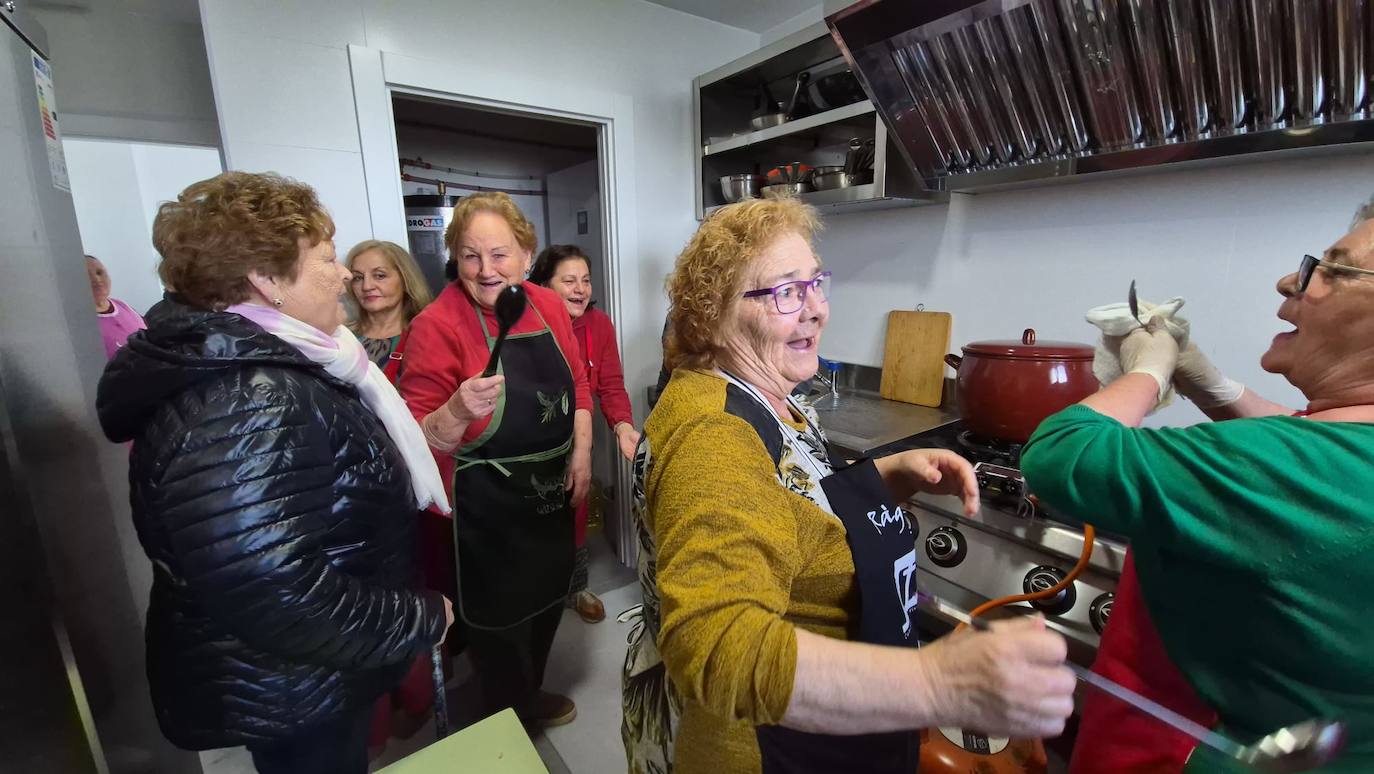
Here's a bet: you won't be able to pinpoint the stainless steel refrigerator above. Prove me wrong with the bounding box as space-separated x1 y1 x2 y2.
1 5 199 772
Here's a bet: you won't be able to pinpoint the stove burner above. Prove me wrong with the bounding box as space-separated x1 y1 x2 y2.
957 431 1023 467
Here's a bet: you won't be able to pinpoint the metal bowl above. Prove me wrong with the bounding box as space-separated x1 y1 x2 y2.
813 169 874 191
719 174 764 203
750 113 788 131
761 182 812 198
812 171 857 191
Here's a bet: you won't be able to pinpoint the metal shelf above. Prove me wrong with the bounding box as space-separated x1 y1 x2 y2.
704 183 945 216
693 22 941 219
704 101 876 156
697 21 838 88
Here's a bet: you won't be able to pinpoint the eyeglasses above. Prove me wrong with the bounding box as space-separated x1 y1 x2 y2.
742 271 832 314
1297 253 1374 293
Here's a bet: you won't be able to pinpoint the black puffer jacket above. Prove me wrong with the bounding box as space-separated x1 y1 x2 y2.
97 297 445 750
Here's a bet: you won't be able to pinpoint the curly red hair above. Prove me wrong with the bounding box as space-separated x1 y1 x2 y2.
153 171 335 310
665 197 821 372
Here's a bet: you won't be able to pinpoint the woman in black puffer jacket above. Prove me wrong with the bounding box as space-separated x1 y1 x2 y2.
97 172 453 774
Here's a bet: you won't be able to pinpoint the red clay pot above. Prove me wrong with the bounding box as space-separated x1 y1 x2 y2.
944 328 1098 444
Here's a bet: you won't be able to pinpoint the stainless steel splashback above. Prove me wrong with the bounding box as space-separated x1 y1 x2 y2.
829 0 1374 191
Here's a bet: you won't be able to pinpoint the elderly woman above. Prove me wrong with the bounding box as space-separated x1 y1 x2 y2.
1021 207 1374 772
621 198 1076 774
529 243 638 623
346 239 433 375
400 192 591 727
87 254 146 360
95 172 452 774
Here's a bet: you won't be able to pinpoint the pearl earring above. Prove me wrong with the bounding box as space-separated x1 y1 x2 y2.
272 297 284 306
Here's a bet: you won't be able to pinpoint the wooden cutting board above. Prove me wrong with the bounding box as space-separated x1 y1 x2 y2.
879 310 953 407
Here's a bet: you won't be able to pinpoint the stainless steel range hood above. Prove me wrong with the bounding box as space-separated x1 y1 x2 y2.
827 0 1374 192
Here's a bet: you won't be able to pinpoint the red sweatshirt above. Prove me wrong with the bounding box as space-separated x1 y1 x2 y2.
399 281 591 445
572 306 634 429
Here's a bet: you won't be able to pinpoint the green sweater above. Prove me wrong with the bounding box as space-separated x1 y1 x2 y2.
1022 406 1374 772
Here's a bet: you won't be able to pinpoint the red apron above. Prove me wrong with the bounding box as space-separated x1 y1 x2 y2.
1069 552 1217 773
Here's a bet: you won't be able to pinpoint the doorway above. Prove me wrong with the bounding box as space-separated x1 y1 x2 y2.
390 96 601 297
385 94 629 570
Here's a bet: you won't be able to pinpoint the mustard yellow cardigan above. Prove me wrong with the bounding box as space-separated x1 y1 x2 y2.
645 369 861 773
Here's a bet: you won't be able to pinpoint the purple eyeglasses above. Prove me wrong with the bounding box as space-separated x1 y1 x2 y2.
742 271 832 314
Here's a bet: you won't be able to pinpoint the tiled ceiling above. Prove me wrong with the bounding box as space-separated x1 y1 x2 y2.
641 0 818 32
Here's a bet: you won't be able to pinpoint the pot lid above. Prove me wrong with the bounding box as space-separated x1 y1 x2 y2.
962 328 1094 360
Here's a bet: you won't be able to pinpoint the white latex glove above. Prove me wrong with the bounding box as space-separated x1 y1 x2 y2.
1173 342 1245 408
1120 318 1179 401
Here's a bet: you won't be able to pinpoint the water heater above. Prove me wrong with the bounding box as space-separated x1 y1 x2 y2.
404 193 462 296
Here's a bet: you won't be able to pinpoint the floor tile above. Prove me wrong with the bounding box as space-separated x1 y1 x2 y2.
586 532 637 595
540 582 640 774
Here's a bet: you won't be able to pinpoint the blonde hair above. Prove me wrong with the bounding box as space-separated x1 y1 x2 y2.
344 240 433 334
665 197 822 372
444 192 538 257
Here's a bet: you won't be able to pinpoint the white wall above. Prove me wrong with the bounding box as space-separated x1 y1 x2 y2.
31 4 219 145
760 0 854 45
64 139 224 316
760 4 825 45
816 152 1374 426
198 0 758 420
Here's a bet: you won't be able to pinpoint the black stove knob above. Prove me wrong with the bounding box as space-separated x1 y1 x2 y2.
1022 565 1076 616
1089 593 1114 635
925 526 967 568
1004 478 1024 500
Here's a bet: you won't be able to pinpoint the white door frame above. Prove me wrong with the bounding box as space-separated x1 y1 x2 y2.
347 45 639 567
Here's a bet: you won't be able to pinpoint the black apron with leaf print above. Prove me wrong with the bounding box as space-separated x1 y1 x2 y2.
451 298 576 630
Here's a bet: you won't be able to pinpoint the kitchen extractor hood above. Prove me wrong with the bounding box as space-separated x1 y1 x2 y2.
827 0 1374 192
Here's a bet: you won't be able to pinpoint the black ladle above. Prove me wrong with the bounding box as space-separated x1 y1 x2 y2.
1129 279 1146 326
961 607 1346 772
481 284 527 377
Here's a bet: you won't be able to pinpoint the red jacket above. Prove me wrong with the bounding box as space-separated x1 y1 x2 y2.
572 306 634 429
398 281 592 508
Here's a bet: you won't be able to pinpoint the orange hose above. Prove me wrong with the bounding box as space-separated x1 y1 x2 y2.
960 518 1097 627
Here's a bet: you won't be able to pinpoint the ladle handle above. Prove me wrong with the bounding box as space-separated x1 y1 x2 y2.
1068 662 1243 757
481 331 508 378
964 615 1243 757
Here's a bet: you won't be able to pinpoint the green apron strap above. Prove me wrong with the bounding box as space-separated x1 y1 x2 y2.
453 436 574 478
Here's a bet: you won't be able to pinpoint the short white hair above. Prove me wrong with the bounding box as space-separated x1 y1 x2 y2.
1353 195 1374 228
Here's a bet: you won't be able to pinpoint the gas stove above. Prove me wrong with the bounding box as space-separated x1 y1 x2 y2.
873 420 1127 665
